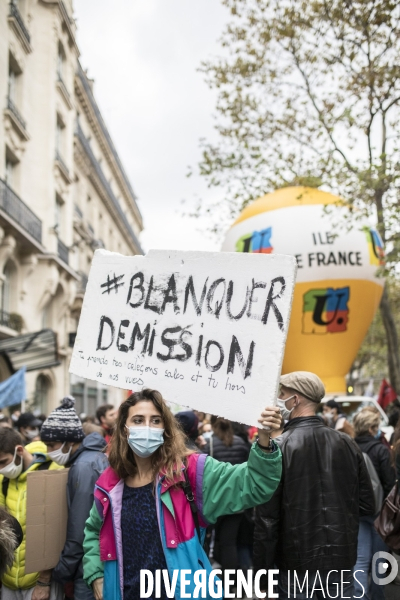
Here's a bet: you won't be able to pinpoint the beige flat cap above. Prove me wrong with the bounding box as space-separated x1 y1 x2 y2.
280 371 325 403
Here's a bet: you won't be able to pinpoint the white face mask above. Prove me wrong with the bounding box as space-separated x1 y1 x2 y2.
277 395 296 420
324 411 334 424
0 448 23 479
25 428 39 440
47 442 72 466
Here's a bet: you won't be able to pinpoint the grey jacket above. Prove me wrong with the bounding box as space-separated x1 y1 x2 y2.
52 433 108 584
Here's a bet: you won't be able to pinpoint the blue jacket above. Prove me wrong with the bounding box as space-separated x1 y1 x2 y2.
52 433 108 584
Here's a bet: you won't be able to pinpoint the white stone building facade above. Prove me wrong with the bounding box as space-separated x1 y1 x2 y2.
0 0 143 414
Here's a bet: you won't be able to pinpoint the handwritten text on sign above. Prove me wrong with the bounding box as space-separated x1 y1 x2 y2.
70 250 297 426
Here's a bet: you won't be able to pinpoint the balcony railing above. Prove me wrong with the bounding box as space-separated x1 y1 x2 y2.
7 96 27 131
0 178 42 243
75 122 142 252
0 309 22 333
57 238 69 265
9 1 30 45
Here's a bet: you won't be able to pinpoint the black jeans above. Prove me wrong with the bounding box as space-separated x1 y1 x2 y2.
215 513 244 573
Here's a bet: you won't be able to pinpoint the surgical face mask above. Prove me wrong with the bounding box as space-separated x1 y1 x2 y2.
277 395 295 420
374 429 382 439
0 448 23 479
47 442 72 466
202 431 212 441
324 411 334 424
126 426 164 458
25 428 39 441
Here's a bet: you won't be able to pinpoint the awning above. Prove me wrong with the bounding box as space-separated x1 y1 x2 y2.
0 329 60 372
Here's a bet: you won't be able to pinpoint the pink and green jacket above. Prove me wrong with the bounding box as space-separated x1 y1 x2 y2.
83 443 282 599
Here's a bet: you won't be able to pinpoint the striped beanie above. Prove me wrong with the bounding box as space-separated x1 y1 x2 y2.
40 396 84 443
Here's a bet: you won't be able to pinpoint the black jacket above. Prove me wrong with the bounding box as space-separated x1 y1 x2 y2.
253 416 375 579
355 434 396 497
52 433 108 584
204 434 249 465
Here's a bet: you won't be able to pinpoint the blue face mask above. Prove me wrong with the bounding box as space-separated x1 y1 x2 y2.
374 429 382 439
202 431 212 441
126 426 165 458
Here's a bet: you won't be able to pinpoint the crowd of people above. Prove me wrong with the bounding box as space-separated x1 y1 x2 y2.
0 373 398 599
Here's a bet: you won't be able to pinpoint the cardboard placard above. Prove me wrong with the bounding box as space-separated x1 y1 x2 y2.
70 249 297 426
25 469 69 573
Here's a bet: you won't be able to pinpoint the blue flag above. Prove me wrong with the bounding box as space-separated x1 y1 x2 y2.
0 367 26 408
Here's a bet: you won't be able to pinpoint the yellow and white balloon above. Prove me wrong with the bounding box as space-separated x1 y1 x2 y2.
222 186 384 394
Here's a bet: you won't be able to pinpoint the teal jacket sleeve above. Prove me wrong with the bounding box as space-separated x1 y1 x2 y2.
202 442 282 524
83 502 104 587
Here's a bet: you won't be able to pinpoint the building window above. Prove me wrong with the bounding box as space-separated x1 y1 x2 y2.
1 261 16 315
8 68 16 102
7 52 22 105
71 383 84 415
70 382 107 417
55 114 65 156
55 193 64 238
5 159 14 187
41 303 51 329
87 387 98 417
5 147 19 189
57 42 65 80
34 374 51 414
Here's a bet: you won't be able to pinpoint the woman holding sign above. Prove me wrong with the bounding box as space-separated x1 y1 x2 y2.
83 388 282 600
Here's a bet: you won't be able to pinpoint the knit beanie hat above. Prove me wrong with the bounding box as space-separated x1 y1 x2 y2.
40 396 84 443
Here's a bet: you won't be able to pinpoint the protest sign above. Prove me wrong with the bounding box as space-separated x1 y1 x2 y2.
70 249 297 426
25 469 69 573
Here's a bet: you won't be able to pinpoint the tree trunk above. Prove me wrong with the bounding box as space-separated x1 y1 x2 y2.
380 285 400 394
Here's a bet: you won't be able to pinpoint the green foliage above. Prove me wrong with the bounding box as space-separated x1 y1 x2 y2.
355 277 400 378
196 0 400 265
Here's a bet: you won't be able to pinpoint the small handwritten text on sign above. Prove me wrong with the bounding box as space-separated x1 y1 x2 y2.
69 250 297 426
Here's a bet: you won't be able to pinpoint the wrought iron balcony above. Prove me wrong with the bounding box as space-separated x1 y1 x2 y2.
0 309 22 333
75 122 142 252
57 238 69 265
6 96 27 135
0 178 42 244
9 1 31 47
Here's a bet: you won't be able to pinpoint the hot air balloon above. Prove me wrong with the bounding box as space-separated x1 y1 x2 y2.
222 187 385 394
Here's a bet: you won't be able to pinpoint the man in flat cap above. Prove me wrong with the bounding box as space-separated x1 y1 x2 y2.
253 371 375 599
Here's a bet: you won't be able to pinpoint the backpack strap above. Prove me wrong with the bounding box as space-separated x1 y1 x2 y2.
2 477 9 499
181 467 201 544
37 461 51 471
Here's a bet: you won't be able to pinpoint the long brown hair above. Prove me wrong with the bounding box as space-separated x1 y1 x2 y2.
108 389 193 482
211 415 234 446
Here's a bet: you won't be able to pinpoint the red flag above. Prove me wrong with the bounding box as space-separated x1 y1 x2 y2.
377 379 397 410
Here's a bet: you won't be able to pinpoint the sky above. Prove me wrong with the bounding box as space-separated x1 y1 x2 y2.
74 0 229 253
